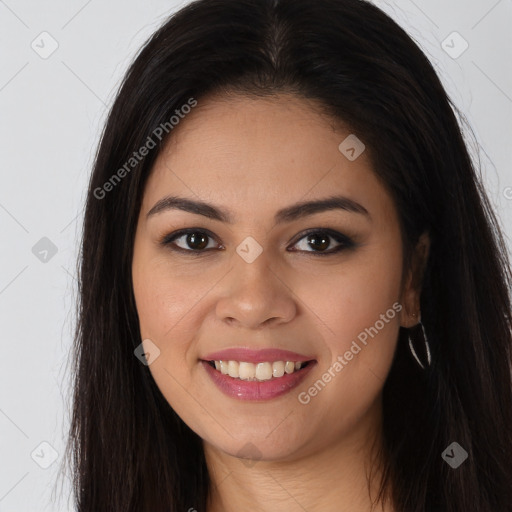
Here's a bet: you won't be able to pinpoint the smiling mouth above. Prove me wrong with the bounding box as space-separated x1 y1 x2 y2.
204 359 315 381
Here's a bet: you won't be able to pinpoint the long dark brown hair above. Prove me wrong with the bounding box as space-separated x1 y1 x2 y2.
60 0 512 510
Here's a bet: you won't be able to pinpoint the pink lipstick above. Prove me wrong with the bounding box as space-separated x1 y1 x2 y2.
200 347 316 401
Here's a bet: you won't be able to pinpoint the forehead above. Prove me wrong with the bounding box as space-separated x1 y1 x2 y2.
141 93 395 225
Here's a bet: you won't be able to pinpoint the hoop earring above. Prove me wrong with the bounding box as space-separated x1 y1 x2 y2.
407 318 431 370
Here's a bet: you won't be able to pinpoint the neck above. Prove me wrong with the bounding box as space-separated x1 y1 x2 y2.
204 397 394 512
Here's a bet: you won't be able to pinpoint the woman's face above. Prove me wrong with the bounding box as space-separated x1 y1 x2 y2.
132 93 423 462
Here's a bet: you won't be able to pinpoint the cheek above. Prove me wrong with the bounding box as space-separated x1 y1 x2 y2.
132 250 206 342
132 253 225 400
133 270 182 340
301 245 403 369
292 250 402 433
132 260 206 416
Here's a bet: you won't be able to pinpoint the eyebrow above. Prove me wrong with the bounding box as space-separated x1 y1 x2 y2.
146 194 371 224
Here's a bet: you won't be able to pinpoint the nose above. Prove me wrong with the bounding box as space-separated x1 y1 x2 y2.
215 249 297 330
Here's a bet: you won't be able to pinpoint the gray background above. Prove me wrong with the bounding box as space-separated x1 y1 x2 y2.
0 0 511 510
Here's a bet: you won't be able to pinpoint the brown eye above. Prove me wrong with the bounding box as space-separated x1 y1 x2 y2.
290 229 355 255
180 232 209 250
304 232 330 251
161 229 220 253
160 227 355 256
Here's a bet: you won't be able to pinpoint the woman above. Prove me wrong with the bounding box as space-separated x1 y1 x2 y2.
62 0 512 510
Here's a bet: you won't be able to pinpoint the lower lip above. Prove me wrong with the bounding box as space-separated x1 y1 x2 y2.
201 360 316 401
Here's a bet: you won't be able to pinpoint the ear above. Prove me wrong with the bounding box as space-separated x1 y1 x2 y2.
399 231 430 328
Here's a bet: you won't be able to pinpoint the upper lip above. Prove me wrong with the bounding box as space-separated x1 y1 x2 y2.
201 347 315 363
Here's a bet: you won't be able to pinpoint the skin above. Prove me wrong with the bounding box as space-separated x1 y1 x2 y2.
131 92 430 512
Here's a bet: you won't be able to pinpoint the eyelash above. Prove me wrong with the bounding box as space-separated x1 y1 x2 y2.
159 227 356 257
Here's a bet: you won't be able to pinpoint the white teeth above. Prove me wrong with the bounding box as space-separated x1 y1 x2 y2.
228 361 239 378
255 362 273 380
284 361 295 374
210 360 308 381
220 361 229 375
239 362 255 380
272 361 285 378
